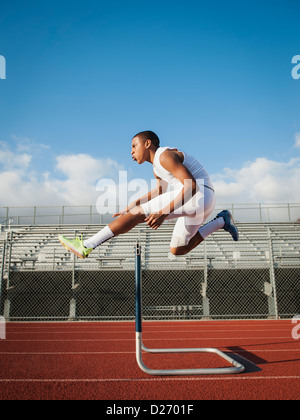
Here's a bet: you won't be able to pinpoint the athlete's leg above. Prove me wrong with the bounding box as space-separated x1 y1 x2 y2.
169 187 217 256
84 206 145 249
82 188 181 253
108 206 146 236
170 209 239 256
59 206 146 259
59 188 182 258
170 231 204 256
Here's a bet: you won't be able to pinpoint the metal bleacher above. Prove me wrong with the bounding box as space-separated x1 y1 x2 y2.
1 222 300 273
1 220 299 321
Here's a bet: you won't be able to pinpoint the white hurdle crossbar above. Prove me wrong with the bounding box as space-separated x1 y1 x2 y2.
135 243 245 376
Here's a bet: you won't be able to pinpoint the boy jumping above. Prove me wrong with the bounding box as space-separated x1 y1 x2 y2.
58 131 239 259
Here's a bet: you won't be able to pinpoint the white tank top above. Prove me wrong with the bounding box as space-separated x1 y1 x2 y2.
153 147 214 190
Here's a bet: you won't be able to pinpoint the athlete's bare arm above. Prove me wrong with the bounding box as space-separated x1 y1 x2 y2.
145 150 198 230
113 173 167 218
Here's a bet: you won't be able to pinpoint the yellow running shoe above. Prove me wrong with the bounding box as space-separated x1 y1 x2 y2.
58 235 93 260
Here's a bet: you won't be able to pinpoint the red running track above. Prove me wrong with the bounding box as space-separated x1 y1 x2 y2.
0 320 299 400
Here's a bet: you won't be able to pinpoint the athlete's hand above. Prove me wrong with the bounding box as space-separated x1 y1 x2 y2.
145 212 167 230
113 208 129 218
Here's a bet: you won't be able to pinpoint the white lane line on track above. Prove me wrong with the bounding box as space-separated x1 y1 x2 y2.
0 352 135 355
5 324 293 331
0 376 299 383
1 336 295 342
6 323 291 325
0 349 299 355
4 329 291 334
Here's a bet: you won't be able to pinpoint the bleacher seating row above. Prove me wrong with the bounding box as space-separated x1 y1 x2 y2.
0 222 299 273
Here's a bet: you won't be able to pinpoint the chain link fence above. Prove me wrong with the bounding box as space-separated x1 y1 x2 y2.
0 223 299 321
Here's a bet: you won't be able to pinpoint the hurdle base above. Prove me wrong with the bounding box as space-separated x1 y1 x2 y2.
136 333 245 376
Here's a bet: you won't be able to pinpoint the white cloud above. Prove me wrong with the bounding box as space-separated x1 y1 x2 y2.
0 170 63 207
0 140 124 207
55 154 121 182
1 137 300 212
212 157 300 203
45 154 125 206
0 141 32 170
11 135 50 154
295 133 300 149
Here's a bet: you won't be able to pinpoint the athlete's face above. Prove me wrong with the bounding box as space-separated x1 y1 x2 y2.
131 137 148 164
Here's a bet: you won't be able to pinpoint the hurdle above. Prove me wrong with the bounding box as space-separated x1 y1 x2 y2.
135 243 245 376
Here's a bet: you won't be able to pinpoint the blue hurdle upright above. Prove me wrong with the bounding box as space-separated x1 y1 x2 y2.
135 243 245 376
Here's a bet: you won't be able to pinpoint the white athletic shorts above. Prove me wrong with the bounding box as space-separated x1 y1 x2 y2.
141 184 216 248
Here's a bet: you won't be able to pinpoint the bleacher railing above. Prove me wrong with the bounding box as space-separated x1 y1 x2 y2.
1 202 300 226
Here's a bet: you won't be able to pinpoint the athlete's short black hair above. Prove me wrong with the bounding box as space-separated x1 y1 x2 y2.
133 130 160 148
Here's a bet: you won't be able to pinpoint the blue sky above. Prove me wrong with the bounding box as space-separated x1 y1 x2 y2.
0 0 300 207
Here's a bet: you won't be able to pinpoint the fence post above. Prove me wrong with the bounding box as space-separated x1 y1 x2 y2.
69 230 77 321
3 232 13 320
5 208 9 225
0 240 6 317
287 203 291 222
89 206 93 225
72 230 77 289
62 206 65 225
6 231 13 290
259 203 263 223
267 228 279 320
33 206 37 226
202 241 210 319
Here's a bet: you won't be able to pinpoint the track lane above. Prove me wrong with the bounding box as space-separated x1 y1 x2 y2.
0 320 299 400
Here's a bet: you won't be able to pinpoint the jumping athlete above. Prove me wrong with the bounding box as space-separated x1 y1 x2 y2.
58 131 239 259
